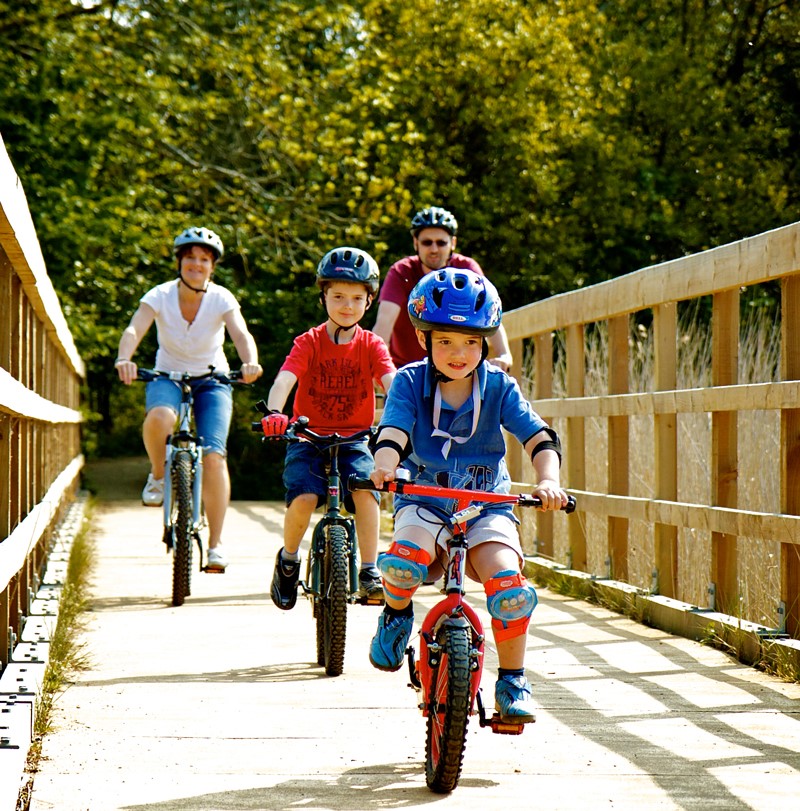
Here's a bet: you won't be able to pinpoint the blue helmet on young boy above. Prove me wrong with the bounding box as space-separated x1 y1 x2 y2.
316 247 380 295
407 268 502 336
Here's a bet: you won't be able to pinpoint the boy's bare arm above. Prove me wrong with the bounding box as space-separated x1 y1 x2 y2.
370 426 408 487
524 432 569 511
266 370 298 412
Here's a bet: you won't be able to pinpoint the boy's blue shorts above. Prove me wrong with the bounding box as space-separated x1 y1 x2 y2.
283 440 379 512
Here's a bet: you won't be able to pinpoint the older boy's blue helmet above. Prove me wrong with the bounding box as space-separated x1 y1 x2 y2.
408 268 502 336
316 247 380 295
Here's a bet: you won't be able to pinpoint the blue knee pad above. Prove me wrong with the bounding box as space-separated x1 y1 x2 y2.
378 541 430 599
485 570 537 622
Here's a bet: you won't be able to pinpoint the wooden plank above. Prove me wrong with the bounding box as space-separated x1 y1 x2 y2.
607 315 629 581
654 303 678 597
781 275 800 636
567 490 800 545
566 324 587 571
528 379 800 418
711 290 739 613
503 222 800 340
534 332 554 558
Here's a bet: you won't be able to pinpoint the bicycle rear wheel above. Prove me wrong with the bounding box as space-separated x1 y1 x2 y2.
320 523 349 676
425 623 472 793
171 450 193 607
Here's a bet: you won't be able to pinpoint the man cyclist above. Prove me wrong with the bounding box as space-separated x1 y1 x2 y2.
372 205 513 371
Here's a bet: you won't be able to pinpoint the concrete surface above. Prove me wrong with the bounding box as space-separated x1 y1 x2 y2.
27 495 800 811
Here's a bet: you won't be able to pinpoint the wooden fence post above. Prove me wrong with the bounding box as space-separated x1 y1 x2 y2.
566 323 587 571
608 316 629 581
653 303 678 597
780 276 800 636
711 289 739 612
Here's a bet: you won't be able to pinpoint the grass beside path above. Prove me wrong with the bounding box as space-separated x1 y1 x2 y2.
82 456 150 501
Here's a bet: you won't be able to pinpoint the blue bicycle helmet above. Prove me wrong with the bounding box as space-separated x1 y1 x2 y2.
410 206 458 237
408 268 502 336
173 227 224 261
316 247 380 295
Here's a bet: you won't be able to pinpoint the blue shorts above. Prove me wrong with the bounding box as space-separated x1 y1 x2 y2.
145 376 233 456
283 440 379 512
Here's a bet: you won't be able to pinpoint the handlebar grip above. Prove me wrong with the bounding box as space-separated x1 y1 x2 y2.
251 422 264 433
564 495 577 514
348 474 378 492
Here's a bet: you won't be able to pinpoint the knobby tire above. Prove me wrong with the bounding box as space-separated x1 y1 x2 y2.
171 451 193 607
425 624 472 793
321 523 348 676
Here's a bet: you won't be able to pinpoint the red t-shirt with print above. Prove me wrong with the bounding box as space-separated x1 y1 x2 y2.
280 323 395 434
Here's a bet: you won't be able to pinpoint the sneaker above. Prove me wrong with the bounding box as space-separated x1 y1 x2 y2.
271 550 300 610
206 546 228 572
141 474 164 507
358 569 384 600
494 674 536 724
369 610 413 672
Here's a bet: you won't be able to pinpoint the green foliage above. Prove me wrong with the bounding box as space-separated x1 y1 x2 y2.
2 0 800 491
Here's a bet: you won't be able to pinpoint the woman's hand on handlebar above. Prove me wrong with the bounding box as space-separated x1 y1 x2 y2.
115 359 138 386
533 478 570 512
240 363 263 384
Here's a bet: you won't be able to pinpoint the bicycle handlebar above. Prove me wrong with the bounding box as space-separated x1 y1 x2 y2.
136 368 245 384
251 413 375 448
348 474 576 513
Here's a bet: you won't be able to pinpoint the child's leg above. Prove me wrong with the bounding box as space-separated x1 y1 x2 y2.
369 509 438 671
283 493 317 555
470 540 537 722
351 490 379 566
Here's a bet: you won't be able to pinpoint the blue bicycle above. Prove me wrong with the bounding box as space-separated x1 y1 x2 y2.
137 368 243 606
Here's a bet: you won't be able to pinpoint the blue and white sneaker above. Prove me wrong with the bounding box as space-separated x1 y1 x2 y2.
369 610 413 672
495 674 536 723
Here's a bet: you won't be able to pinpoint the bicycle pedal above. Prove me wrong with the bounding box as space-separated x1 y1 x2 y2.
488 713 527 735
203 565 226 574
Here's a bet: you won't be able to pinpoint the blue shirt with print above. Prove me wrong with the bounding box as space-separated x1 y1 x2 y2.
380 360 550 519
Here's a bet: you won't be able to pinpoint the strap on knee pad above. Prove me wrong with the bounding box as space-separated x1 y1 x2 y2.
378 541 431 600
485 570 537 642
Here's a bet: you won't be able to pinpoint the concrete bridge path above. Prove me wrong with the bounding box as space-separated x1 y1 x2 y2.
28 487 800 810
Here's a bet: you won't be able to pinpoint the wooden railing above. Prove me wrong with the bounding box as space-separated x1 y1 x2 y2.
504 222 800 639
0 135 84 666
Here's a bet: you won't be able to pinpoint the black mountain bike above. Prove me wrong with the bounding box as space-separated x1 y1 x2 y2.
137 368 243 606
254 407 379 676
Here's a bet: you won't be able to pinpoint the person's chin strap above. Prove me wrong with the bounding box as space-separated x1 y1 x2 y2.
179 272 208 294
331 322 357 344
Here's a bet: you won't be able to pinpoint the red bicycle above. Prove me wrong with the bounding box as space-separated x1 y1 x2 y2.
350 473 575 793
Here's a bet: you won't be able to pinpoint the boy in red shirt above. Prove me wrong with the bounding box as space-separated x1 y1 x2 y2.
262 247 396 607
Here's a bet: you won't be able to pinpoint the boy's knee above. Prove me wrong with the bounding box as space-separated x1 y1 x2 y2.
485 570 537 642
378 540 431 600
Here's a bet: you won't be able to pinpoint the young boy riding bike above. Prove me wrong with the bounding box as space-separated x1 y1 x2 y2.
367 267 568 722
262 247 396 607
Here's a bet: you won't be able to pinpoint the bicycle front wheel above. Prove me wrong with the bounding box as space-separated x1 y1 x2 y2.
171 450 193 607
320 523 349 676
425 623 472 793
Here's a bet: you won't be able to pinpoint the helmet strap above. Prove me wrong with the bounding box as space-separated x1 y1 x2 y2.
178 272 208 294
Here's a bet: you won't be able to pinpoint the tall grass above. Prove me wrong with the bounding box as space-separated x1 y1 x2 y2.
524 302 783 629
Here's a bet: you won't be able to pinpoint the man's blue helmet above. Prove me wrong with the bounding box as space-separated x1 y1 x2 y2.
408 268 501 336
173 227 224 261
410 206 458 236
316 247 380 295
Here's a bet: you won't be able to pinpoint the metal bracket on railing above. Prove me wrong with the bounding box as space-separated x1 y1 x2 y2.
6 627 16 664
707 582 716 611
650 568 659 595
777 601 787 635
605 556 612 580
